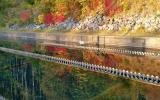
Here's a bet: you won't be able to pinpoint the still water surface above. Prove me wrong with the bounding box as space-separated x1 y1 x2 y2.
1 52 160 100
0 36 160 100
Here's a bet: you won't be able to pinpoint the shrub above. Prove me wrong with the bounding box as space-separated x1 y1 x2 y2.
20 11 31 22
44 12 54 25
104 0 123 16
54 14 65 24
122 2 130 11
37 14 44 24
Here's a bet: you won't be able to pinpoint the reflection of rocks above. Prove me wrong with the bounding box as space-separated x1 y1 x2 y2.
0 55 44 99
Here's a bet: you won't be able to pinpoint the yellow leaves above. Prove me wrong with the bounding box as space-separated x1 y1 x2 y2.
120 27 130 33
136 26 145 32
37 14 44 24
80 4 91 19
122 2 130 11
44 0 50 3
119 0 130 12
27 4 32 8
79 0 87 4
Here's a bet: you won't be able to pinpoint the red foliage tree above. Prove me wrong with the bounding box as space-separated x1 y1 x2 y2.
54 14 65 24
46 46 55 52
22 44 33 52
46 46 67 53
66 65 73 73
104 53 118 67
93 55 103 65
44 12 54 25
104 0 123 16
20 11 30 22
44 12 65 25
54 47 67 53
46 46 68 57
104 0 113 13
89 0 99 10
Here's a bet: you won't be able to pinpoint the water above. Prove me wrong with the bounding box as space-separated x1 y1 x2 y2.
1 52 160 100
0 37 160 100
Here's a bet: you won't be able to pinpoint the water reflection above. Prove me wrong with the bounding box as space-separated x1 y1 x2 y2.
0 52 45 100
0 52 160 100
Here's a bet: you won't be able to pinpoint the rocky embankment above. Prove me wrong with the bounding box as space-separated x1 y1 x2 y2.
10 13 160 33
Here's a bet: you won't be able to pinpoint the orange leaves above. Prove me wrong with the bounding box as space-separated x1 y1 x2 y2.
115 6 123 13
104 0 113 10
104 53 118 67
104 0 123 16
93 55 103 65
54 14 65 24
107 6 123 16
83 51 93 61
22 44 33 52
54 47 66 51
66 65 73 73
83 51 118 67
69 49 83 61
83 51 103 65
88 0 100 10
46 46 68 58
46 46 67 53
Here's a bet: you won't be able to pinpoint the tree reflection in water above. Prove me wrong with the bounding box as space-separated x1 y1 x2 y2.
0 52 45 100
1 51 160 100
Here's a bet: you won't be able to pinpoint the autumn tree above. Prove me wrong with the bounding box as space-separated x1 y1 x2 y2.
104 0 123 16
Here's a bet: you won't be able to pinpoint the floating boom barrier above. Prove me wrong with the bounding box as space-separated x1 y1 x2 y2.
0 47 160 86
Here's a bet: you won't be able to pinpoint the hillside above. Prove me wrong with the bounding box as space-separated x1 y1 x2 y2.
1 0 160 35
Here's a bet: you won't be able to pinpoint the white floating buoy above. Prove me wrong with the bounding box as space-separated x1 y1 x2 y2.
150 75 155 83
155 76 159 83
79 41 84 45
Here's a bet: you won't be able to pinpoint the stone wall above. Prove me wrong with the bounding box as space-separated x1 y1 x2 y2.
1 32 160 49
